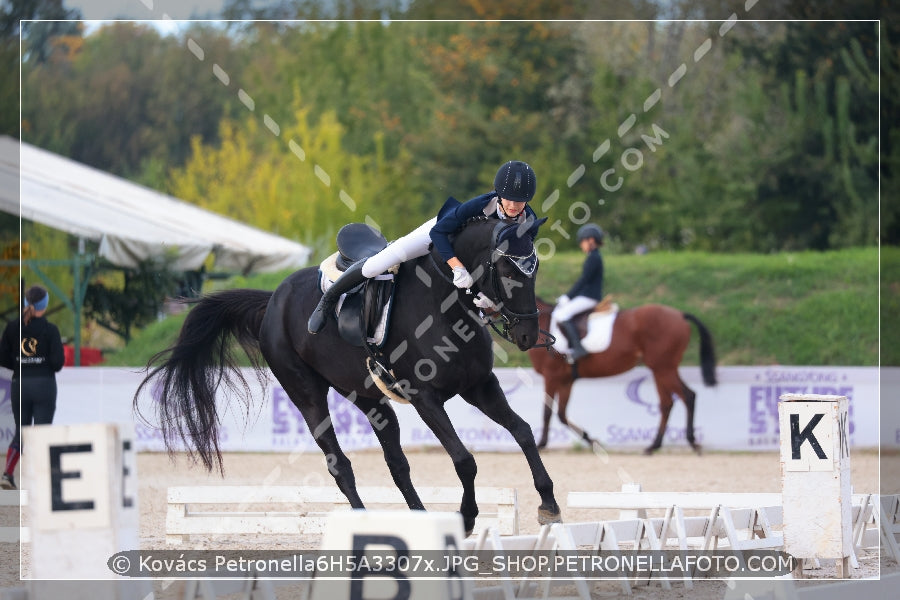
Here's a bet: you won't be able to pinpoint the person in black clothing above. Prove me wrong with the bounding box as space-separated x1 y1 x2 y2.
308 160 539 333
0 285 65 490
552 223 605 362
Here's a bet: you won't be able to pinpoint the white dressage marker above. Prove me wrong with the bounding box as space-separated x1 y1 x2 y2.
779 394 853 578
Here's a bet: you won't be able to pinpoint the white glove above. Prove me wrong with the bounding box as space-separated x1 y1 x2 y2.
557 295 570 305
452 266 474 289
473 292 497 310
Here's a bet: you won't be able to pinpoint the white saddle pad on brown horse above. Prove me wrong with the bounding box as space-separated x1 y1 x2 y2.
552 303 619 356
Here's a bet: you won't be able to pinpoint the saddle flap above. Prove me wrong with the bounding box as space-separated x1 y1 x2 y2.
337 291 366 347
337 277 397 349
336 223 388 271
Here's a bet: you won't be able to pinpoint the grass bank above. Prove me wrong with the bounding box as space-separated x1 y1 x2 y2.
104 247 887 368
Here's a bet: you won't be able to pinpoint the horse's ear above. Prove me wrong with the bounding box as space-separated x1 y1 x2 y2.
521 216 548 240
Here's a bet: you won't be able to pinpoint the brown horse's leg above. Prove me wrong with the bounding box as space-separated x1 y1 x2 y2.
555 380 601 449
537 380 556 449
681 379 702 454
646 370 678 454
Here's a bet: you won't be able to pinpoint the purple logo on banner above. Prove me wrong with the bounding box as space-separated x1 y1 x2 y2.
271 386 376 447
626 375 658 415
747 369 856 448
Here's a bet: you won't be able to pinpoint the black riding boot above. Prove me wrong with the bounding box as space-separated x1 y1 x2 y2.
561 320 588 363
308 259 369 333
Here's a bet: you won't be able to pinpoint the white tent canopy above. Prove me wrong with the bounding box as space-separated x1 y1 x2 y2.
0 136 311 273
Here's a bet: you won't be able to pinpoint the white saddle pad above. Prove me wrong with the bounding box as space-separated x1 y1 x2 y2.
552 305 618 356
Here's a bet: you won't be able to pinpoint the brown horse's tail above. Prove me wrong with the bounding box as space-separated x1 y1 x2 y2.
683 313 717 386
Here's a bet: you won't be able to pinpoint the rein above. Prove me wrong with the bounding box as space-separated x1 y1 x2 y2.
428 227 556 349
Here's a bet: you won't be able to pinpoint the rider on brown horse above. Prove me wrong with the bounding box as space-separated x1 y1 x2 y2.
552 223 605 362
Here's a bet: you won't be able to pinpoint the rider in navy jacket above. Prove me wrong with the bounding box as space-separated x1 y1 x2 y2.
429 191 538 262
553 223 605 362
308 160 539 333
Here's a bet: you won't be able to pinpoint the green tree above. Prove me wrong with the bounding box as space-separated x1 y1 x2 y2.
21 21 243 178
83 259 181 343
169 90 416 257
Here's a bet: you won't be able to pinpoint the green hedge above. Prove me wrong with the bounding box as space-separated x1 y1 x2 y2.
106 247 889 368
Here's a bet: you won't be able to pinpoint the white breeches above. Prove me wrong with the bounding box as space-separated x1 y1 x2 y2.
361 217 438 278
551 296 598 324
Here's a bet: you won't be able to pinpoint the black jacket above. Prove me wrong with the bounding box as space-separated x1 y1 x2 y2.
566 249 604 301
0 316 65 378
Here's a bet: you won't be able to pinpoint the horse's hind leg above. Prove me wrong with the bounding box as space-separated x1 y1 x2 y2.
646 369 679 455
353 395 425 510
680 377 702 454
461 373 561 526
537 379 555 449
269 360 365 508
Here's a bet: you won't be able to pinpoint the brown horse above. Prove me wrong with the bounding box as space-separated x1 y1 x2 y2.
528 298 717 454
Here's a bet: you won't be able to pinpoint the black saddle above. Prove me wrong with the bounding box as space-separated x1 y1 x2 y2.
329 223 396 349
336 223 388 271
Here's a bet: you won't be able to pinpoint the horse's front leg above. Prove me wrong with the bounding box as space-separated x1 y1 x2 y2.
461 374 562 526
354 395 425 510
409 394 479 535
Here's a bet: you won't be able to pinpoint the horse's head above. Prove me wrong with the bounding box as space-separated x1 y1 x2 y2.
452 216 548 350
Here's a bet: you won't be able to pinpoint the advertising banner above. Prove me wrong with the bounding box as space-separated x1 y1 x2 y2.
0 365 886 453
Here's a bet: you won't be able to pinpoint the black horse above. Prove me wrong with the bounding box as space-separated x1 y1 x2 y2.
135 216 561 534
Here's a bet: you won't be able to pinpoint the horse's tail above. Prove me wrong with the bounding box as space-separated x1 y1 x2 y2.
682 313 717 386
134 289 274 474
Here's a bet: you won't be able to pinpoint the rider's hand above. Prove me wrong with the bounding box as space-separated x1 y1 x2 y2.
452 266 474 289
473 292 497 310
557 294 570 305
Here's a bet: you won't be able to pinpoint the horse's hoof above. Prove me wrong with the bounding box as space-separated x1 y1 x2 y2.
465 528 474 537
538 507 562 525
643 446 659 455
692 443 703 456
537 438 548 450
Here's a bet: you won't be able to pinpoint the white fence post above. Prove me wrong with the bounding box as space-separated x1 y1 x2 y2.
778 394 853 578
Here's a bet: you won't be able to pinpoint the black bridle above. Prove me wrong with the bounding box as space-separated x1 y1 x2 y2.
433 221 556 349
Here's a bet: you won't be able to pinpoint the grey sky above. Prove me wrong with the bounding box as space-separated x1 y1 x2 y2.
67 0 229 20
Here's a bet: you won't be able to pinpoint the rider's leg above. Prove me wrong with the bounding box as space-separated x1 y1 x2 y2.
308 218 437 333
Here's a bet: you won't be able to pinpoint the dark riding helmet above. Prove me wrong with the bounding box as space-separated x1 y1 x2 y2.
494 160 536 202
576 223 604 244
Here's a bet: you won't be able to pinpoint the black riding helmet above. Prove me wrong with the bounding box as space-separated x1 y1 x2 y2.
576 223 604 244
494 160 536 202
